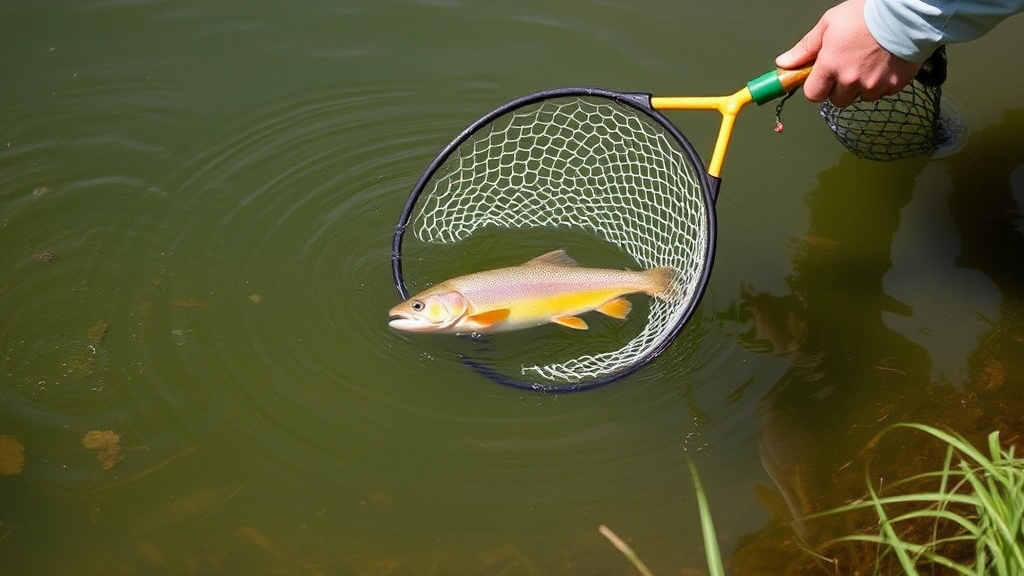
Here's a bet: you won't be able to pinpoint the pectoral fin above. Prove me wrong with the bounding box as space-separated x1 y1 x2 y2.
596 297 632 319
465 308 510 328
552 316 589 330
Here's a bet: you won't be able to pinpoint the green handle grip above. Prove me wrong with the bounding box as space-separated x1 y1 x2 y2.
747 67 812 105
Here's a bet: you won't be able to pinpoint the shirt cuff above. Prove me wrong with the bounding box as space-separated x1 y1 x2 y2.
863 0 945 61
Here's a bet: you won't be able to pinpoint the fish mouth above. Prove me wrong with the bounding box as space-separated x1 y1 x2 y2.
388 312 435 332
388 309 462 333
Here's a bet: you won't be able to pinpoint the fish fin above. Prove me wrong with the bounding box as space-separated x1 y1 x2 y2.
524 249 578 268
645 266 682 300
596 297 632 319
552 316 589 330
465 308 510 328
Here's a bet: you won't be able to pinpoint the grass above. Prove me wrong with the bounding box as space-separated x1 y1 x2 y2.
602 423 1024 576
806 423 1024 576
600 455 725 576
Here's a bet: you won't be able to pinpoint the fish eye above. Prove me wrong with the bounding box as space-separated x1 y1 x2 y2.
411 300 424 312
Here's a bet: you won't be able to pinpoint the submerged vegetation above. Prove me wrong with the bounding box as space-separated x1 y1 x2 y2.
606 423 1024 576
805 423 1024 576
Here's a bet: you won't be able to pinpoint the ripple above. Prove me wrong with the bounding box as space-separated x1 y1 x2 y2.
50 82 499 488
0 73 198 484
1 66 770 542
44 75 741 514
933 94 969 159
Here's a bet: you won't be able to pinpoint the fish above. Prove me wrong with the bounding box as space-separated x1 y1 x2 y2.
388 249 678 335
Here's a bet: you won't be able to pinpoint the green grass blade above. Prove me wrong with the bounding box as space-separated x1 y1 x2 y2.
804 423 1024 576
866 475 921 576
887 509 981 536
688 457 726 576
804 491 978 520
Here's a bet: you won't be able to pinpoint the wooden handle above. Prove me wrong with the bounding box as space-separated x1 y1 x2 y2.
777 67 812 92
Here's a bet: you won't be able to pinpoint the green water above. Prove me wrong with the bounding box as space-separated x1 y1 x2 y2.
2 0 1023 574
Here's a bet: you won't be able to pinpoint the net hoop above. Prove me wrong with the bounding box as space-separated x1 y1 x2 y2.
391 87 717 392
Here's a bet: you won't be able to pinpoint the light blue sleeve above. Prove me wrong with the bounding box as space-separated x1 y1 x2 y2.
864 0 1024 61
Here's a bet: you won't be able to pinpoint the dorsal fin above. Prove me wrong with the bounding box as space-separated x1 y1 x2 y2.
523 249 578 267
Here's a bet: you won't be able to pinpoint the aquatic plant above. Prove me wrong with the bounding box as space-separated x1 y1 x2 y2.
603 423 1024 576
600 456 725 576
806 423 1024 576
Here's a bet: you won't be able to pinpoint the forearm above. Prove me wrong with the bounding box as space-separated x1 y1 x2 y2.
865 0 1024 61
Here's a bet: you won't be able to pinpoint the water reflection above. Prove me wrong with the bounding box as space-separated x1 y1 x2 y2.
732 109 1024 574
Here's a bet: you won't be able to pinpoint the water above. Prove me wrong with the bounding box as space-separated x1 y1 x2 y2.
2 0 1023 574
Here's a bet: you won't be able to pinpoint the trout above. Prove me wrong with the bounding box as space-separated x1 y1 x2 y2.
388 249 678 334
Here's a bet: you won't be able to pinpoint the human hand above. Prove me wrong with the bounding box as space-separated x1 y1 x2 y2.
775 0 924 107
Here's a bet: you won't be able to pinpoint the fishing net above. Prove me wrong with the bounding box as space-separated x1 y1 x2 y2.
392 50 959 391
818 46 957 160
394 89 712 390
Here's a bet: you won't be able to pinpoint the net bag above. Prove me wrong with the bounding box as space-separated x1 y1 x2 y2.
818 46 958 161
392 88 715 391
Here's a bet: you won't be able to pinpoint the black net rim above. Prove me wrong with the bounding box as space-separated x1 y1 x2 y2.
390 87 719 392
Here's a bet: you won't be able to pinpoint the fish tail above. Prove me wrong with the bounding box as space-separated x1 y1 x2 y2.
644 266 682 300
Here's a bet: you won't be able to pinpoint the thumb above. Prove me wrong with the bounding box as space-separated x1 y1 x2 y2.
776 23 824 69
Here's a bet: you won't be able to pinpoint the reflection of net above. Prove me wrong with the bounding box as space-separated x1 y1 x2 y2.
819 47 954 161
412 95 708 384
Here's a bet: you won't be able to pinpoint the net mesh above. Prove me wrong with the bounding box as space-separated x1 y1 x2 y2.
818 47 956 161
409 94 709 385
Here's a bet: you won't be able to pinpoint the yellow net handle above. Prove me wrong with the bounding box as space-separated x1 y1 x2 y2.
651 67 811 177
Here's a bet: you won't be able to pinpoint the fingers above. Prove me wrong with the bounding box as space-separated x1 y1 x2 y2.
811 67 918 107
776 0 923 108
825 79 861 108
801 71 875 107
800 69 834 104
775 21 824 69
776 20 830 103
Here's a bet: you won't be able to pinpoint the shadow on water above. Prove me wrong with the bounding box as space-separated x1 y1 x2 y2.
729 108 1024 575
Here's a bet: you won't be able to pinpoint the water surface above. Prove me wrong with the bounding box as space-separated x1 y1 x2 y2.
2 0 1023 574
